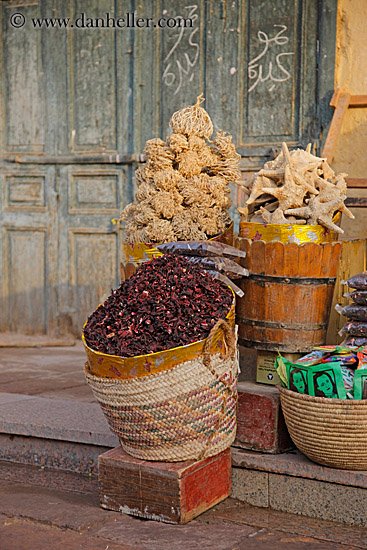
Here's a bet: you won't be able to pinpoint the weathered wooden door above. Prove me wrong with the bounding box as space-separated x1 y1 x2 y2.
0 0 337 337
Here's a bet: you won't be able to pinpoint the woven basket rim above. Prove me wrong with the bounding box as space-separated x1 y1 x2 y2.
277 384 367 405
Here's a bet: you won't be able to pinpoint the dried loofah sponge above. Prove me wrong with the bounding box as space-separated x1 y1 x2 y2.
177 150 203 178
170 94 213 140
153 169 182 191
120 95 239 243
144 138 174 171
171 210 207 241
167 133 189 154
150 190 184 219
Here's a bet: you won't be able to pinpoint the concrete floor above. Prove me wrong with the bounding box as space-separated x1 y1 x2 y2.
0 341 93 401
1 344 367 549
1 460 367 550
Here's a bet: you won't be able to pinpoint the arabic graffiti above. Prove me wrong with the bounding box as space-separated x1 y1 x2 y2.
162 5 199 95
248 25 294 93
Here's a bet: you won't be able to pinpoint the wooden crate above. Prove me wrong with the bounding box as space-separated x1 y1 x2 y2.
99 447 232 524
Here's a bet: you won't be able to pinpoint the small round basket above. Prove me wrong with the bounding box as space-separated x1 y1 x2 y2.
278 385 367 470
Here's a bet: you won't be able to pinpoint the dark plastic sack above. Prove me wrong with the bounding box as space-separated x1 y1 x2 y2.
339 321 367 337
344 290 367 305
185 256 249 279
207 271 244 298
342 336 367 347
335 304 367 321
341 271 367 290
157 240 246 259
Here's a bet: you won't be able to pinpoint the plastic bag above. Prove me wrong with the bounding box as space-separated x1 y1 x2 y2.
157 240 247 259
342 336 367 347
344 290 367 305
184 256 249 279
339 321 367 337
341 271 367 290
207 270 244 298
335 304 367 321
340 365 355 392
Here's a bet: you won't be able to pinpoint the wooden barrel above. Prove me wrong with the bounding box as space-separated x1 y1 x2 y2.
120 221 234 281
235 238 342 353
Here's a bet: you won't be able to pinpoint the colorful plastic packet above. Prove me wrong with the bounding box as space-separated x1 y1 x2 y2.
294 349 329 367
340 365 355 393
353 368 367 399
341 271 367 290
307 363 347 399
294 346 357 367
286 361 311 395
344 290 367 306
335 304 367 322
357 349 367 369
275 353 289 387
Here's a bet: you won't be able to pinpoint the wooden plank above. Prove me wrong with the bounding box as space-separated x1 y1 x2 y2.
99 446 231 524
249 240 266 274
349 95 367 108
205 0 242 143
329 86 343 108
2 2 46 153
321 91 351 163
345 197 367 207
5 154 139 164
326 239 367 345
346 178 367 188
298 242 320 278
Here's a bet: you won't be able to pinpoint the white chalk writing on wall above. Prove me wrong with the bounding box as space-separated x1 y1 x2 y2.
248 25 294 93
162 5 199 95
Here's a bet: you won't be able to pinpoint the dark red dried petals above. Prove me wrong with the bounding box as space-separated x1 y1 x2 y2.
83 255 232 357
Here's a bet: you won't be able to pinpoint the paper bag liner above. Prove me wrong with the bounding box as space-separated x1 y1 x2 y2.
239 212 341 244
83 291 235 380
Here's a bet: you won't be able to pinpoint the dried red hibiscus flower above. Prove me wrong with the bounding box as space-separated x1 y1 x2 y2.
83 255 233 357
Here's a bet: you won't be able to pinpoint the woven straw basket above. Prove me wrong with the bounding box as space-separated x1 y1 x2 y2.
85 319 238 462
279 385 367 470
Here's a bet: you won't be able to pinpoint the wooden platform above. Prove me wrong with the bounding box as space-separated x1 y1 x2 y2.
98 446 232 524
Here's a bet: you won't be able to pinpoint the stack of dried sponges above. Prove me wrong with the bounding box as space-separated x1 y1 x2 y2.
120 95 241 243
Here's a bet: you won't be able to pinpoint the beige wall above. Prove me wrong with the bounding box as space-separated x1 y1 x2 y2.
334 0 367 238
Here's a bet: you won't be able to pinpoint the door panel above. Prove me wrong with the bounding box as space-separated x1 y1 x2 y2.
0 0 337 336
71 0 117 152
3 2 45 152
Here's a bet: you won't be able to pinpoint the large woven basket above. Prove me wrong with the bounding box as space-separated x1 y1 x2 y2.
279 385 367 470
85 319 238 462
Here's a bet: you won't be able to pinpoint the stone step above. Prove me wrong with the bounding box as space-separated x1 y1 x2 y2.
2 391 367 528
0 392 117 475
232 448 367 528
